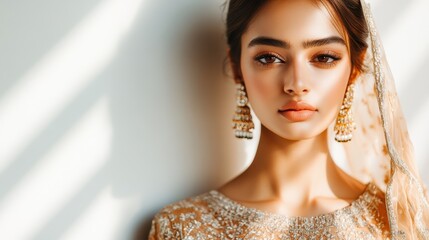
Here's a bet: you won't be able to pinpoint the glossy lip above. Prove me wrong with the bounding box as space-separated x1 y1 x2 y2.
278 101 317 122
278 101 317 111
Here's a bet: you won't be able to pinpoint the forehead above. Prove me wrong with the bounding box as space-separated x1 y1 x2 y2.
243 0 343 44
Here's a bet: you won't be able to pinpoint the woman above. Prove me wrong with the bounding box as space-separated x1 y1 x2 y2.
149 0 429 239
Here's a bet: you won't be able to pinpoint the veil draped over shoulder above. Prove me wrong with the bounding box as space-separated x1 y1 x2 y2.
328 0 429 238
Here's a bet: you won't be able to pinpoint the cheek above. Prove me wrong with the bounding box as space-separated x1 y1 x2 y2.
240 62 280 105
315 63 351 121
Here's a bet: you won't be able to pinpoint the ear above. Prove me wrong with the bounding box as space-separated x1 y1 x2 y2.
226 48 243 84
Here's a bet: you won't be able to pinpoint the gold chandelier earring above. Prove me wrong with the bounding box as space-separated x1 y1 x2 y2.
334 83 356 142
232 82 254 139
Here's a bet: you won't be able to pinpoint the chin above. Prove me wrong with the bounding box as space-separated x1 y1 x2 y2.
263 126 323 141
279 132 322 141
262 120 330 140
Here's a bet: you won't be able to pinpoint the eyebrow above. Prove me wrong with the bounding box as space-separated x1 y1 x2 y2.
248 36 290 48
248 36 346 49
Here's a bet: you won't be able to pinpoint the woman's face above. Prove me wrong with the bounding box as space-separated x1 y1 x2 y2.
239 0 352 140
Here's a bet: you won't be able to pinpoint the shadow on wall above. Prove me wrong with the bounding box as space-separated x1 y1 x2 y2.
0 0 104 97
0 0 247 239
6 0 427 239
128 1 429 238
0 0 105 204
104 1 248 239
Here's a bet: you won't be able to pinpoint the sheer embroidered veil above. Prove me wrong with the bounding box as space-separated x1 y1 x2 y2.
327 0 429 238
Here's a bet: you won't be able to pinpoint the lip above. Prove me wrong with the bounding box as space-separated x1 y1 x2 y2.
278 101 317 122
279 101 317 111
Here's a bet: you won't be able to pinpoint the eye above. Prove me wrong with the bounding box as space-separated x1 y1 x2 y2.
254 53 284 65
312 53 341 65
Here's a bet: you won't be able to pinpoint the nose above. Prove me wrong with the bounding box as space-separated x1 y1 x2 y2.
283 60 310 96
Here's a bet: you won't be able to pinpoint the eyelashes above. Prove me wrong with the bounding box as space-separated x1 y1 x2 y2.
254 52 285 66
253 51 342 67
311 52 342 67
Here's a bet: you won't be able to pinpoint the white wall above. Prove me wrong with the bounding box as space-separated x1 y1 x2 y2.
0 0 427 239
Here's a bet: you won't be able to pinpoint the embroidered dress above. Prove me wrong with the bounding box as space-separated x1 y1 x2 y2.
148 0 429 237
149 182 390 239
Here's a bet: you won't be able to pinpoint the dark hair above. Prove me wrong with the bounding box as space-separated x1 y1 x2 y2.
225 0 369 77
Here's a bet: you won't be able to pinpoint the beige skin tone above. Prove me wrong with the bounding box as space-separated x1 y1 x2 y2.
218 0 367 217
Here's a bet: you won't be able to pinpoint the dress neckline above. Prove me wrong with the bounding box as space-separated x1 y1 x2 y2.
209 182 375 221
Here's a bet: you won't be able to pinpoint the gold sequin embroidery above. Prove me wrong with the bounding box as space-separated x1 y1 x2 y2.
149 182 390 239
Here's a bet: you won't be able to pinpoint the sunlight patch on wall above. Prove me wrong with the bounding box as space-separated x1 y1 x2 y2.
368 0 382 10
378 0 429 171
0 97 112 240
381 0 429 92
61 186 139 240
0 0 144 173
409 98 429 171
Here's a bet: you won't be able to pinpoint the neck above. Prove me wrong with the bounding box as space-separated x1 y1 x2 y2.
245 125 342 201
